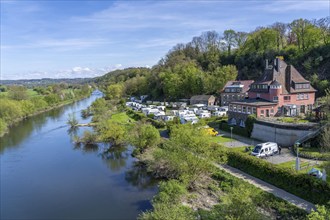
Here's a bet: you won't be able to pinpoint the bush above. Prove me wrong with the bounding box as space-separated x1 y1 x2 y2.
219 121 249 137
225 150 330 205
0 118 8 136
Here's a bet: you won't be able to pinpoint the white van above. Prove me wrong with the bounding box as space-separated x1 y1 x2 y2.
251 142 278 157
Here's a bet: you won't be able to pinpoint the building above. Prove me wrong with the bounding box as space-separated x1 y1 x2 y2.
190 95 215 106
228 58 316 126
220 80 254 106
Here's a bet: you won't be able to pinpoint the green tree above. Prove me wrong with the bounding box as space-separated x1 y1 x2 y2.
0 99 23 122
223 29 237 55
131 123 160 153
8 85 28 100
105 84 124 100
98 120 127 145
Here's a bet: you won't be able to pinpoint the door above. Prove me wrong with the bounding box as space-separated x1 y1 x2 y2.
266 109 270 117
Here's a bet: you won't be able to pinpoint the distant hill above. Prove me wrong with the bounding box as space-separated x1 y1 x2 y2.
1 78 92 87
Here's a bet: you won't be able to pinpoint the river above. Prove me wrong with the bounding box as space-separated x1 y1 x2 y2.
0 94 157 220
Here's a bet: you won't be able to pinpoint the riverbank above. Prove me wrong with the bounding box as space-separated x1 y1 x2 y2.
0 94 91 138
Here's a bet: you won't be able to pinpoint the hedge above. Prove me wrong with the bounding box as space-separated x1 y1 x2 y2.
225 151 330 205
219 120 249 137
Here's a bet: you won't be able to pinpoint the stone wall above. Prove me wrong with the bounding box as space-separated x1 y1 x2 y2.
251 120 318 147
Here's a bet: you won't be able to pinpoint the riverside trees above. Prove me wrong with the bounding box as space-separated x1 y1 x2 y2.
0 84 92 136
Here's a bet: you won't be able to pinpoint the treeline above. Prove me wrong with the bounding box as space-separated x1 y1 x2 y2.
95 17 329 99
0 84 92 136
1 78 92 87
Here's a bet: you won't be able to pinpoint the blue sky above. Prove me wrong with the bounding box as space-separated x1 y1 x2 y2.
1 0 329 80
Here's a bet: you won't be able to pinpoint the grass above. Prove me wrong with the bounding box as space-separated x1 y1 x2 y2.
110 112 135 124
297 147 330 160
277 160 330 184
208 135 232 144
276 117 309 123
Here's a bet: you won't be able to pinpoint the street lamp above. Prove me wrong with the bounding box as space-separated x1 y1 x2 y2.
230 127 233 147
295 141 300 171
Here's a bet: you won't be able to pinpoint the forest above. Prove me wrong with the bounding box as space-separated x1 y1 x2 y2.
95 17 330 100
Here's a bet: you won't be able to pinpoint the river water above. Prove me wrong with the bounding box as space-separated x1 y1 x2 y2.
0 94 157 220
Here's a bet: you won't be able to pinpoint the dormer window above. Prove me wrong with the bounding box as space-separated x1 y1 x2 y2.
295 83 310 90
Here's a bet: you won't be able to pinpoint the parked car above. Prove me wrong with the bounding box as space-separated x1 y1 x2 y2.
205 128 218 136
251 142 278 157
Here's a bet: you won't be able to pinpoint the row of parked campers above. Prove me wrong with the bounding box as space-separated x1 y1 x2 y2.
251 142 279 157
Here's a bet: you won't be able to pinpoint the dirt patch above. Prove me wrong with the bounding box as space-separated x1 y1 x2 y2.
182 175 222 211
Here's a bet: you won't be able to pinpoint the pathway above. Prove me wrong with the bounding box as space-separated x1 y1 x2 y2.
214 163 316 213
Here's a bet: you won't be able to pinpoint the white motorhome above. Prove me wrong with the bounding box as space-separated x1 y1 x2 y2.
199 112 211 118
251 142 279 157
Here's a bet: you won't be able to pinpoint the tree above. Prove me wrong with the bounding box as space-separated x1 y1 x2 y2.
152 124 213 187
105 84 124 100
246 114 256 137
98 120 127 145
223 29 236 55
131 123 160 153
271 22 287 51
8 85 28 100
315 17 330 45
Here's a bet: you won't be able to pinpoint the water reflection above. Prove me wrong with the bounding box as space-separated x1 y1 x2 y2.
100 145 130 172
0 97 95 154
125 162 158 190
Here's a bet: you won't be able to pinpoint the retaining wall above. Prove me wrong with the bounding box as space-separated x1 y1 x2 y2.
251 120 318 147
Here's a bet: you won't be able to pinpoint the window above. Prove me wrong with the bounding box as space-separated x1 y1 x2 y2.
263 85 268 89
242 106 246 113
233 105 237 111
297 93 304 100
257 93 261 98
247 107 251 114
303 84 310 89
284 96 291 101
305 94 309 99
225 88 230 92
273 96 278 101
229 105 233 111
260 110 264 116
271 109 274 114
237 105 241 112
252 107 256 114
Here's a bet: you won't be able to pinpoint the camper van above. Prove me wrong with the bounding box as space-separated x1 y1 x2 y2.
251 142 278 157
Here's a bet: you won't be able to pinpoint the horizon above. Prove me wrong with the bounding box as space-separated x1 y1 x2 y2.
1 0 329 80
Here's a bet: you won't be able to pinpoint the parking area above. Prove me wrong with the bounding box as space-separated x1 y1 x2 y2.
262 148 296 164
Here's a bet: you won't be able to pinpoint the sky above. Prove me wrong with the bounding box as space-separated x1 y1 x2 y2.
1 0 329 80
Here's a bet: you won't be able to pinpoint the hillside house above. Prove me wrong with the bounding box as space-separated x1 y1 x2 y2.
220 80 254 106
190 95 215 106
228 58 316 126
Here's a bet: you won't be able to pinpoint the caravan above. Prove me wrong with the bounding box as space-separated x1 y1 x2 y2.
251 142 279 157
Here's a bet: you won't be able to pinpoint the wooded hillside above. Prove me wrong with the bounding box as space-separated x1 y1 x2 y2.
95 17 330 99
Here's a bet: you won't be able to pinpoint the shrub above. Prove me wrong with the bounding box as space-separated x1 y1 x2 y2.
225 150 330 205
219 121 249 137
